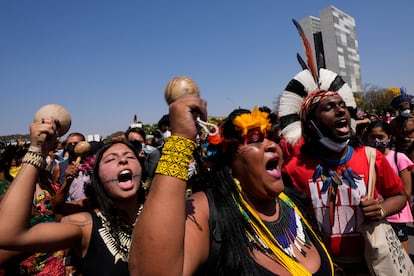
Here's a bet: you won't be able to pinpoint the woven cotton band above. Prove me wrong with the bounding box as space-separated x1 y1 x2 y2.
22 151 46 170
155 136 196 181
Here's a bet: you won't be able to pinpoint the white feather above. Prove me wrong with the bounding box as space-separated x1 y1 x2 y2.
319 68 356 108
318 69 337 91
281 121 302 146
278 68 357 148
278 70 317 147
337 83 357 108
279 91 303 117
293 70 318 94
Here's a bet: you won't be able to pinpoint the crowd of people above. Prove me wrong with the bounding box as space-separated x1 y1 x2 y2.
0 114 170 275
0 28 414 276
0 74 412 275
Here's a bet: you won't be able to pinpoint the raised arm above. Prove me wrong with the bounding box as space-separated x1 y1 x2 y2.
52 162 90 216
129 94 210 275
0 119 83 253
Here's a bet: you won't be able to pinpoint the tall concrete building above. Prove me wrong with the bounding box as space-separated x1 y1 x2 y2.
299 6 362 93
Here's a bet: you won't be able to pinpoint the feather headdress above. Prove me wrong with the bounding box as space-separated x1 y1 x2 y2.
292 19 319 83
391 87 414 109
278 19 356 146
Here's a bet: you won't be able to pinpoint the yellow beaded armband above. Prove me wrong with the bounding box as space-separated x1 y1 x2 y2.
22 151 46 170
155 136 196 181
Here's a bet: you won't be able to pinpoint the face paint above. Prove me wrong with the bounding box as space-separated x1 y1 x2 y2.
237 145 259 155
101 174 141 185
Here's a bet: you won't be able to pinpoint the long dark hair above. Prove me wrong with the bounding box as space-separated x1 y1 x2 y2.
191 108 271 275
0 145 25 182
363 120 391 140
90 141 145 229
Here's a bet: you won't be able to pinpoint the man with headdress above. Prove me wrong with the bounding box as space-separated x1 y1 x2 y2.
389 87 414 154
279 68 406 274
280 18 409 273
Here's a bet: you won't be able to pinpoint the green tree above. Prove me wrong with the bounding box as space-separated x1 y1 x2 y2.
356 84 395 116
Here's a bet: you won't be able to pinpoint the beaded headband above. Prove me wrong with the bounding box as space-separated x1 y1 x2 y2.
300 90 340 122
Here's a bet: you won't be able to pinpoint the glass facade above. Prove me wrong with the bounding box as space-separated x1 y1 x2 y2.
299 6 362 93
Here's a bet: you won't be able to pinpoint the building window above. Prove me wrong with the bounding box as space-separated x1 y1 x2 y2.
338 55 345 68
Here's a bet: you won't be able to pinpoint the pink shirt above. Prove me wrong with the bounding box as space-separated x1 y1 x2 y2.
385 150 413 223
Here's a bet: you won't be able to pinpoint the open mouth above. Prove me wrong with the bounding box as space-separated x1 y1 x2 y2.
266 157 279 170
265 157 282 179
335 118 350 134
117 169 135 190
118 170 133 182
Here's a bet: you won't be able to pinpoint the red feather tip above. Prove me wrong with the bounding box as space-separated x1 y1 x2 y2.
292 19 318 84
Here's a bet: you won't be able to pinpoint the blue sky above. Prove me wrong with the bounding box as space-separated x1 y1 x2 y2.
1 1 413 138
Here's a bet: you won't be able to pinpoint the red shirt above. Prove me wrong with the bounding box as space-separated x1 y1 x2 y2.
283 146 403 260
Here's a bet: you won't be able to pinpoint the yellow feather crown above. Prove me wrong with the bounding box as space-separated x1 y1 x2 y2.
231 107 271 137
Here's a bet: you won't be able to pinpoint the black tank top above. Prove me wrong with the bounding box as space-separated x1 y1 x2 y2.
205 189 333 275
79 211 130 276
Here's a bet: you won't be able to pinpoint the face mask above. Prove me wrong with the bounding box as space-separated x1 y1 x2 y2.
128 139 143 153
310 120 349 152
162 130 171 139
367 140 390 152
55 149 64 160
400 109 410 117
142 144 155 154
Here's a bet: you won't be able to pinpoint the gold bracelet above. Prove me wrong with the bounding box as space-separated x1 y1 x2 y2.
22 151 46 170
379 204 387 218
155 136 196 181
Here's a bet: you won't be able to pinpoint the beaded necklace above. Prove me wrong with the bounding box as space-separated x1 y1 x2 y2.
262 198 311 259
232 179 334 275
97 205 143 264
313 146 359 227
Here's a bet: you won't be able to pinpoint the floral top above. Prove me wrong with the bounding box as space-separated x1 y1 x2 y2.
0 181 64 275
